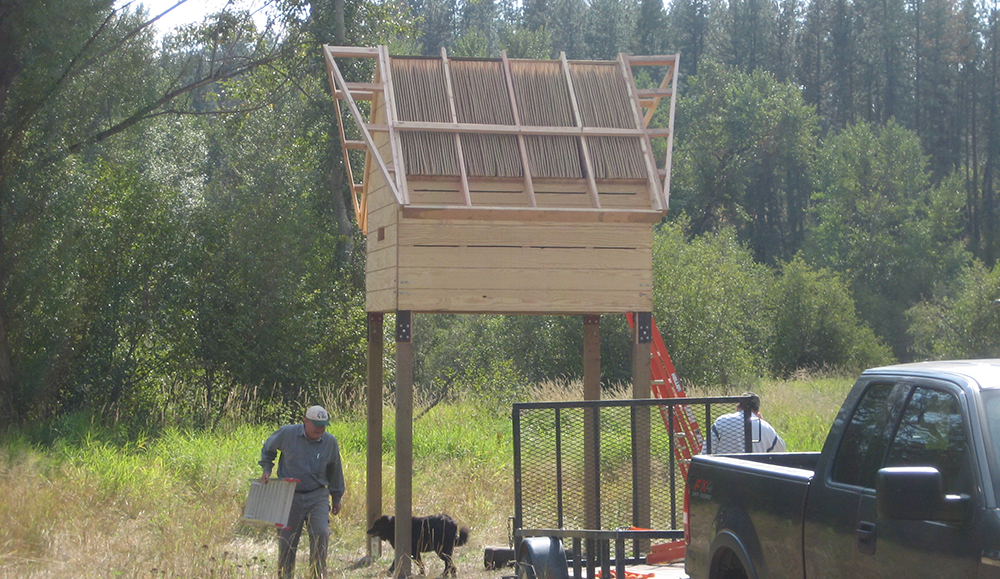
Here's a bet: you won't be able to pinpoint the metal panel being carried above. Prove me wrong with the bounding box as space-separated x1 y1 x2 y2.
243 478 296 529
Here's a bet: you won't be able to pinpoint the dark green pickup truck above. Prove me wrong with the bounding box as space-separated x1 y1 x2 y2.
685 360 1000 579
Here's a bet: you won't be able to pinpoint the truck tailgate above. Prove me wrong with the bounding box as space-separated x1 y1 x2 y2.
686 454 815 579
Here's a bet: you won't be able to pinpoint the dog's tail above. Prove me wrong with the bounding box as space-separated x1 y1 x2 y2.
457 527 470 547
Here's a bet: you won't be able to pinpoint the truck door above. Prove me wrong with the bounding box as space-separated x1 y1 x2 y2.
802 381 905 579
852 383 980 578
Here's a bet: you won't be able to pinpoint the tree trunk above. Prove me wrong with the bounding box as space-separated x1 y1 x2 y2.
0 161 15 420
334 0 346 45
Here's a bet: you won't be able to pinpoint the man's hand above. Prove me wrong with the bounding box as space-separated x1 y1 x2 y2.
331 502 341 515
261 471 271 484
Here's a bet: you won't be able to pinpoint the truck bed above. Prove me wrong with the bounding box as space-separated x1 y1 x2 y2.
685 453 819 579
707 451 820 471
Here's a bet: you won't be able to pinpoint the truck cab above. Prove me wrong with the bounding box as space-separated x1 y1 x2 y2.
686 360 1000 579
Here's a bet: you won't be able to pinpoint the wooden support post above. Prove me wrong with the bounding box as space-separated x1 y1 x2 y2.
632 312 652 547
616 54 664 212
323 47 403 206
379 45 410 204
366 313 384 559
661 55 680 203
583 314 601 531
394 311 413 577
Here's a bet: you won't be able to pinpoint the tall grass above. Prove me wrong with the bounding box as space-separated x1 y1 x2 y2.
0 374 851 578
687 369 857 451
0 401 513 579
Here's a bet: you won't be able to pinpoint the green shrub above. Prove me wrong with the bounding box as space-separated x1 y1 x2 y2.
770 257 893 376
906 259 1000 359
652 218 773 391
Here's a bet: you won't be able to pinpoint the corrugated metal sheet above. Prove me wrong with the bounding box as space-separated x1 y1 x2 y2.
243 478 296 528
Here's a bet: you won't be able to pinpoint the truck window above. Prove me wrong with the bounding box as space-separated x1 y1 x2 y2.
983 391 1000 496
885 387 972 495
831 382 898 488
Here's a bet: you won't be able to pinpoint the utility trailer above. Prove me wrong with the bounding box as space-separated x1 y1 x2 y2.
510 396 754 579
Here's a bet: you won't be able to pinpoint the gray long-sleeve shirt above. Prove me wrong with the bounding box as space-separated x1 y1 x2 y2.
259 423 345 504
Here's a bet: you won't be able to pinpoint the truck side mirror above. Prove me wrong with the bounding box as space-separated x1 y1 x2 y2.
876 466 968 523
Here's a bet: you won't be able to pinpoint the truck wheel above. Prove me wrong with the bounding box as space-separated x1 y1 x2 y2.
712 548 749 579
516 537 570 579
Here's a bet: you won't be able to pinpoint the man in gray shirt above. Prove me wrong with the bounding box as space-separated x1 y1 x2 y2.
260 405 345 579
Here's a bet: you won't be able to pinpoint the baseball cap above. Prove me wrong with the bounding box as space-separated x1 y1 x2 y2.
305 405 330 426
739 392 761 412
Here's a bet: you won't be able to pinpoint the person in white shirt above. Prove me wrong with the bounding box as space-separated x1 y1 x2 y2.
704 392 786 454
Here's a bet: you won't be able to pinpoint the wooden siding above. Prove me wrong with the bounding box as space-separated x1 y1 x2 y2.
364 218 653 313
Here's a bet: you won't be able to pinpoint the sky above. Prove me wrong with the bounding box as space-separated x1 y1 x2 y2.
125 0 271 34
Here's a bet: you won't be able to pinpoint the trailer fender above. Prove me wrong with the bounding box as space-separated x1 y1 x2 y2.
516 537 570 579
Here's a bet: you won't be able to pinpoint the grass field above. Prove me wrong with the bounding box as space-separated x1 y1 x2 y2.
0 373 854 578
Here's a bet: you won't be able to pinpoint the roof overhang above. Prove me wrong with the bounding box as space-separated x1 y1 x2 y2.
323 46 680 232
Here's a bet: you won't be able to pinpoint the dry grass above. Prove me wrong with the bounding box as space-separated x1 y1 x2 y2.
0 406 515 579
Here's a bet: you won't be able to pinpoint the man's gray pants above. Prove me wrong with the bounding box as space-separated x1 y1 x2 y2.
277 488 330 579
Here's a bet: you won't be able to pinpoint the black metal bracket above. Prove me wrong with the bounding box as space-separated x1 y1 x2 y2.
396 310 412 342
636 312 652 344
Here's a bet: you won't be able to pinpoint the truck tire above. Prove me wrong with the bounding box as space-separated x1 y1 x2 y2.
515 537 570 579
712 548 749 579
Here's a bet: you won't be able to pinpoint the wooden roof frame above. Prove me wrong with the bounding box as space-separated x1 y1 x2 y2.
323 45 680 232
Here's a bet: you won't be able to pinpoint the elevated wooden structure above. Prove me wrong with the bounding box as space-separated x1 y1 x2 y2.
323 46 679 315
322 45 679 576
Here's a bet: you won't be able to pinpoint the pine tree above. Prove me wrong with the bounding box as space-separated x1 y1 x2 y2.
666 0 712 78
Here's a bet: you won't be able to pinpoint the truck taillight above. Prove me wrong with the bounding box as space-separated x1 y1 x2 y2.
684 482 691 546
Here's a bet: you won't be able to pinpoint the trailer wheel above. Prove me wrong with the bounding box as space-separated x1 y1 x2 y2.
516 537 570 579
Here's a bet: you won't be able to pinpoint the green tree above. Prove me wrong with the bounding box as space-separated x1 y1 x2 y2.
717 0 780 74
550 0 588 57
418 0 459 54
770 257 893 375
585 0 639 59
652 219 773 390
665 0 713 79
906 260 1000 359
0 0 305 420
671 60 818 264
804 121 970 358
914 0 967 181
634 0 667 54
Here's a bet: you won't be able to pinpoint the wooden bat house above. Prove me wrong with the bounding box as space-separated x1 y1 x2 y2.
323 46 679 315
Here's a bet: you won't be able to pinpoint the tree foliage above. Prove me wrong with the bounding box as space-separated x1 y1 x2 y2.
652 219 774 390
804 120 970 357
906 260 1000 359
671 61 818 264
0 0 410 423
770 257 892 375
8 0 1000 425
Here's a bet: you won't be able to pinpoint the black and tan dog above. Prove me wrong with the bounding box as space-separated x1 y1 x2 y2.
367 513 470 576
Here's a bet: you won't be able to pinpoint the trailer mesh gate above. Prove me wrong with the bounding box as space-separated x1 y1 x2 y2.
513 397 744 541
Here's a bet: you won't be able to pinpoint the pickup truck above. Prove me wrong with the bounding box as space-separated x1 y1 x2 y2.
684 360 1000 579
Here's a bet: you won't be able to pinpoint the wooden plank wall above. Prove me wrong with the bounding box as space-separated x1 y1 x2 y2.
387 219 654 313
365 94 400 313
361 53 668 314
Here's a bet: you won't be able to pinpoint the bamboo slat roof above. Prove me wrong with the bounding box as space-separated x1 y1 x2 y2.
323 46 679 232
